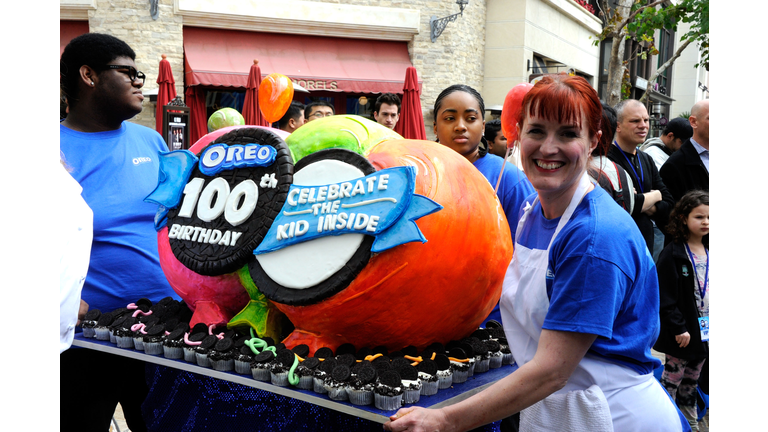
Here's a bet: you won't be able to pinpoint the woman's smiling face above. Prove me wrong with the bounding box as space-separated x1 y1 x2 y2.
519 112 599 206
433 91 485 162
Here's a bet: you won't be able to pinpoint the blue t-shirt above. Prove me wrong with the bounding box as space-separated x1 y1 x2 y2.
60 122 177 313
473 153 534 239
473 154 534 325
516 186 661 375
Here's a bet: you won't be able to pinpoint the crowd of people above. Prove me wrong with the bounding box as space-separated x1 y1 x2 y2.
60 33 709 432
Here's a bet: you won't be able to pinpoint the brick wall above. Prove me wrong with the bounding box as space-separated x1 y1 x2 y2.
88 0 183 130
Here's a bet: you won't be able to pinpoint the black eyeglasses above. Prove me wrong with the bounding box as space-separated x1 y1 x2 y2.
104 65 146 84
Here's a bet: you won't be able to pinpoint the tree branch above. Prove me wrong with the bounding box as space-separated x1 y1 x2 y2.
639 37 695 104
617 0 667 34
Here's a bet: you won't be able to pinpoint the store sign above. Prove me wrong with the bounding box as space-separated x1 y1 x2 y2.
293 79 338 91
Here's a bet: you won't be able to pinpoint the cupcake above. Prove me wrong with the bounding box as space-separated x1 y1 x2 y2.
251 351 275 382
162 328 186 359
81 309 101 338
270 348 296 387
459 341 477 377
94 312 114 341
416 359 439 396
324 364 351 401
485 339 503 369
470 338 490 374
448 347 471 384
348 364 376 406
194 335 219 367
498 337 514 366
294 357 320 390
209 337 236 371
183 331 206 363
434 354 453 389
397 365 422 404
313 357 337 394
142 324 166 355
374 370 403 411
234 345 256 375
113 316 138 349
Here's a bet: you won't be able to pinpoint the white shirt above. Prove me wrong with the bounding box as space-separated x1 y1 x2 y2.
58 164 93 353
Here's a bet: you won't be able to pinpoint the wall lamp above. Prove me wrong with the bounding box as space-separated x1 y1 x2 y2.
430 0 469 43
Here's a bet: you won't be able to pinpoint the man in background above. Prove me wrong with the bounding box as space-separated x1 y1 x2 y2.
277 101 305 134
373 93 401 130
639 117 693 170
660 100 709 202
304 101 334 122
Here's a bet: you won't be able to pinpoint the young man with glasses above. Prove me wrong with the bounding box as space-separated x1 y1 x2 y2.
304 100 335 122
60 33 177 432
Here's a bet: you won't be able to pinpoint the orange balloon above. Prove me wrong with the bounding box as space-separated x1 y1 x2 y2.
259 73 294 123
500 83 534 147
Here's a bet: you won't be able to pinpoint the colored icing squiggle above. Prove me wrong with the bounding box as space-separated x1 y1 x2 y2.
183 332 202 346
132 309 153 318
131 323 146 333
127 303 138 310
288 354 300 386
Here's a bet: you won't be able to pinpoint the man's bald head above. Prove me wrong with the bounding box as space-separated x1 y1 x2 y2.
690 99 709 148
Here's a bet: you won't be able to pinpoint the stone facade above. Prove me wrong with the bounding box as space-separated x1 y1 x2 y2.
66 0 487 138
87 0 184 129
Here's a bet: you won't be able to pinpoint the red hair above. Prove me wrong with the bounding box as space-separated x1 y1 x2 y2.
519 74 602 139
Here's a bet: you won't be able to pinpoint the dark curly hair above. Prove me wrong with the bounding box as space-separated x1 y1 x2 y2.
433 84 488 157
60 33 136 109
374 93 401 114
665 190 709 244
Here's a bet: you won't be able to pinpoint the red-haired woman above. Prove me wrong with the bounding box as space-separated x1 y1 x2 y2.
385 75 688 432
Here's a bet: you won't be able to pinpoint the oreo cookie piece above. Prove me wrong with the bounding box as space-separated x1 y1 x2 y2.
167 127 294 276
459 342 475 358
426 342 445 354
301 357 320 370
391 357 411 370
484 320 502 329
433 354 451 371
167 328 186 341
331 364 351 382
83 309 102 322
96 312 114 327
146 324 166 338
355 365 377 385
389 351 404 359
373 345 389 356
261 337 276 347
336 353 357 368
291 344 310 358
214 337 234 352
173 322 191 333
471 329 490 341
275 348 296 368
378 370 402 388
371 357 392 372
254 351 275 364
200 335 219 350
416 359 438 376
336 343 356 357
484 339 501 353
314 347 334 359
188 332 207 343
449 347 468 360
470 339 487 357
318 357 338 374
239 345 255 356
402 346 419 357
157 296 175 306
396 364 419 381
191 323 209 335
163 318 180 333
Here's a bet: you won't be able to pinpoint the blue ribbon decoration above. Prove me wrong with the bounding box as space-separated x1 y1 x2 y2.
253 166 442 255
144 150 198 230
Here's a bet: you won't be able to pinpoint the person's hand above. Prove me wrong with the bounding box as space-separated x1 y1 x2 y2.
77 299 89 326
641 190 662 213
383 407 452 432
675 332 690 348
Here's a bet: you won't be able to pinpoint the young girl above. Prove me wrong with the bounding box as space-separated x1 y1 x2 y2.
654 190 709 431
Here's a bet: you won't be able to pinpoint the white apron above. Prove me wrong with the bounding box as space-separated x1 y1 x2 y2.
500 173 682 432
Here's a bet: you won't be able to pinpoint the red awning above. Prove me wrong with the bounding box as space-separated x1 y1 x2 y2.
60 21 89 56
183 27 418 94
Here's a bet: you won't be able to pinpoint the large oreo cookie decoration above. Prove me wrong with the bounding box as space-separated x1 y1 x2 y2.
248 148 376 306
165 127 293 276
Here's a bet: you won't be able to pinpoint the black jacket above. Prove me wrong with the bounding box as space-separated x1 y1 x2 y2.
607 145 674 255
659 139 709 203
653 241 709 360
